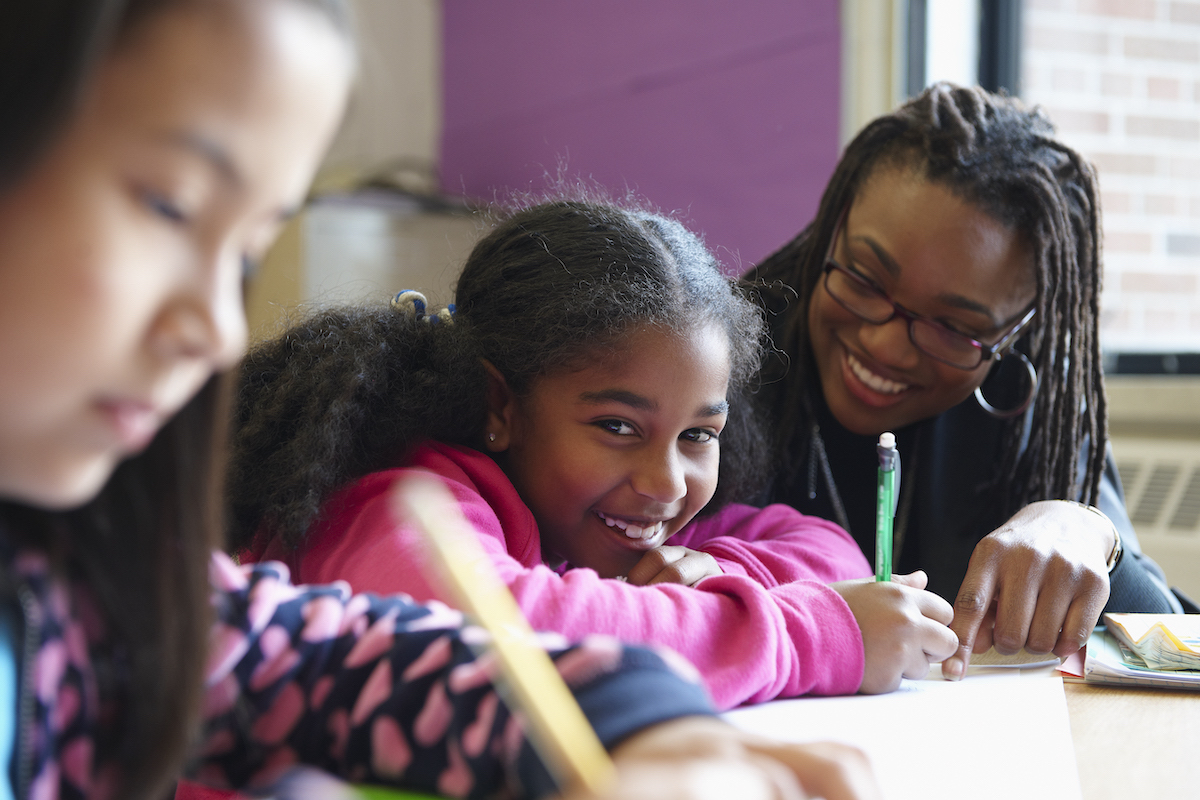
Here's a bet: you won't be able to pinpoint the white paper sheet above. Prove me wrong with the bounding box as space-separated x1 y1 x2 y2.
723 666 1081 800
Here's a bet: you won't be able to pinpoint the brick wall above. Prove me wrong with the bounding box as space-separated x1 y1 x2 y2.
1023 0 1200 352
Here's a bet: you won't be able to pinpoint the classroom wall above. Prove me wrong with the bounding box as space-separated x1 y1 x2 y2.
439 0 841 269
321 0 442 180
247 0 462 336
1022 0 1200 353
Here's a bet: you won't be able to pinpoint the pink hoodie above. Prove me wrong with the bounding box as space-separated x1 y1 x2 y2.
247 441 871 709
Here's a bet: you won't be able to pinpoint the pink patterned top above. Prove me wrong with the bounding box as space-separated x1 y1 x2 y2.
4 540 713 800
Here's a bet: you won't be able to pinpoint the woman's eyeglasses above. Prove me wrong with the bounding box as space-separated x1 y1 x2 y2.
820 214 1036 370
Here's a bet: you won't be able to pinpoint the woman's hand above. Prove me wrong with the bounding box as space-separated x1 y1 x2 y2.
942 500 1113 680
626 545 723 587
831 571 957 693
569 716 881 800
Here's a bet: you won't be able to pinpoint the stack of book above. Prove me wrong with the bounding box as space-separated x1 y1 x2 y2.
1066 613 1200 689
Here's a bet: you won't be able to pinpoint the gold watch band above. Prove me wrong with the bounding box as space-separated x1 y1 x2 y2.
1065 500 1123 573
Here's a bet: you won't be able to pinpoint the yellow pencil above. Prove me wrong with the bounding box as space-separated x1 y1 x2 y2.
391 474 616 796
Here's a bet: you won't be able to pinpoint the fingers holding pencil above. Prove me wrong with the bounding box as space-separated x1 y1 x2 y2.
831 572 958 693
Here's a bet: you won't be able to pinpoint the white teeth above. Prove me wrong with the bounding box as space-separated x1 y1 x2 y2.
847 352 909 395
598 513 664 541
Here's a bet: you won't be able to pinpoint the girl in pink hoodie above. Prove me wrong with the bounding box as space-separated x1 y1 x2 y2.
231 199 957 710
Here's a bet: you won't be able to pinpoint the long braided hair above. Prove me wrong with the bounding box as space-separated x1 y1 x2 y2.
229 199 768 552
753 83 1106 514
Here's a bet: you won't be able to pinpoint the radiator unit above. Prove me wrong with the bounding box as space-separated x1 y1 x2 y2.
1107 375 1200 602
1113 437 1200 601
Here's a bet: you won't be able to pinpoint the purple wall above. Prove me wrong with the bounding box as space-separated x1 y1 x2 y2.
441 0 841 268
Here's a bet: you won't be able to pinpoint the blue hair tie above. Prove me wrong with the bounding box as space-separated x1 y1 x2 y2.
391 290 455 325
391 289 427 316
429 304 456 325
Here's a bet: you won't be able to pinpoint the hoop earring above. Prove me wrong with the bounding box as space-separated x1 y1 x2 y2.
974 350 1039 419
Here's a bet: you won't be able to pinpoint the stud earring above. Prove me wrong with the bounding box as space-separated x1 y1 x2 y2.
488 432 497 442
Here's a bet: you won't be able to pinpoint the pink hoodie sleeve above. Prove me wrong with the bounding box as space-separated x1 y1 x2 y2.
271 445 866 710
672 503 872 587
499 564 865 709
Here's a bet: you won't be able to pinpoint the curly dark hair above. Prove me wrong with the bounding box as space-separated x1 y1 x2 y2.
229 199 769 551
752 82 1106 516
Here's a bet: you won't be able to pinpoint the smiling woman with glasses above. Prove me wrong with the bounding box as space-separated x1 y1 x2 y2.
748 83 1181 688
820 208 1040 419
821 211 1038 371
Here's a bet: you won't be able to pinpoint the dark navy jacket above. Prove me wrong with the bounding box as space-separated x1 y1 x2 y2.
765 389 1179 613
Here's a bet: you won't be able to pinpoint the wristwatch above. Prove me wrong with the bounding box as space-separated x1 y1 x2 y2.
1102 510 1124 573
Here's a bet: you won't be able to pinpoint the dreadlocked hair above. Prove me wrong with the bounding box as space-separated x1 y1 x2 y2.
751 82 1106 515
229 198 769 552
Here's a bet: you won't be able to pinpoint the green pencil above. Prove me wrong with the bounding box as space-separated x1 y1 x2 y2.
875 432 899 582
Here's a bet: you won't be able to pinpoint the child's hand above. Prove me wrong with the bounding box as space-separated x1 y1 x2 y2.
570 716 881 800
626 546 723 587
831 571 958 694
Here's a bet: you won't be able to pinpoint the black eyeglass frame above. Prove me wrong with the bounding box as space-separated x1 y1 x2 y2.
819 210 1037 371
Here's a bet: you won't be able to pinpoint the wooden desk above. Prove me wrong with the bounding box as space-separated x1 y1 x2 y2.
1064 681 1198 798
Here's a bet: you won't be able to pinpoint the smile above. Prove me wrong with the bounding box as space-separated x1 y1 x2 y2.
596 512 665 541
846 352 910 395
